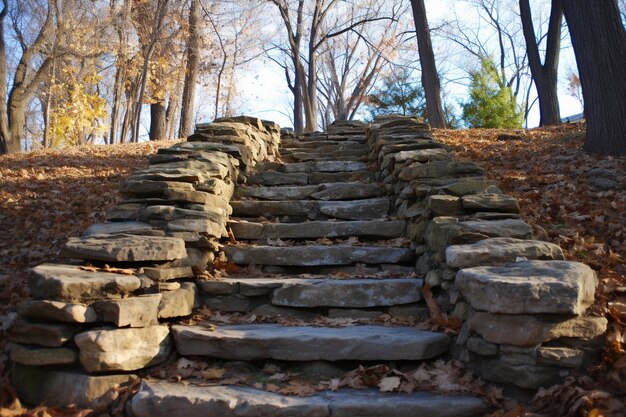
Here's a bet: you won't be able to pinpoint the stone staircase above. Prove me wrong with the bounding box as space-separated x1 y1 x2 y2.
133 122 489 416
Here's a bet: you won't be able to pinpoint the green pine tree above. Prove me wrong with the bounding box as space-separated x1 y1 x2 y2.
368 70 426 119
461 57 523 128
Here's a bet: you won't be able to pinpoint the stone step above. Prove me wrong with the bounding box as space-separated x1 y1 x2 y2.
240 183 384 201
63 234 187 263
199 277 423 308
223 245 415 266
256 161 369 173
172 324 449 361
281 139 366 149
231 198 390 221
229 220 406 240
284 150 369 162
132 381 488 417
246 171 375 186
445 237 565 268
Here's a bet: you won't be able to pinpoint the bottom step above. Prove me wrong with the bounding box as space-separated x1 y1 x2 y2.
132 381 489 417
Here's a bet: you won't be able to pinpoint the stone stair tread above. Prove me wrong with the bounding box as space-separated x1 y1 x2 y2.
223 245 414 266
445 237 565 268
199 277 422 308
63 234 187 263
246 171 375 186
229 220 406 239
132 381 488 417
254 161 369 173
240 183 384 201
231 198 391 220
171 324 449 361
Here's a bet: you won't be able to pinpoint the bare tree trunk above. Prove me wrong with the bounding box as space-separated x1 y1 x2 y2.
562 0 626 156
132 0 169 144
149 102 167 141
120 91 133 144
0 0 13 153
109 0 131 145
410 0 446 128
520 0 562 126
179 0 200 137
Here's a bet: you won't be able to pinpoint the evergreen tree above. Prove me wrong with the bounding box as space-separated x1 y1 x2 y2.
368 70 426 119
461 57 523 128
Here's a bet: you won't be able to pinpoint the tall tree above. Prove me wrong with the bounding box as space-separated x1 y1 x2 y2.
409 0 446 128
179 0 200 138
562 0 626 156
0 0 55 154
519 0 562 126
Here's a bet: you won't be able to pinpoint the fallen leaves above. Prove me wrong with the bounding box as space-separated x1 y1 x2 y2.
421 284 461 334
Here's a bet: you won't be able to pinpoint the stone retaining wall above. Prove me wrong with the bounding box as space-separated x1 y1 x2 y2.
367 115 607 390
9 116 280 406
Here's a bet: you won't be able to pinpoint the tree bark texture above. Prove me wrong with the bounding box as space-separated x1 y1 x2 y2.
410 0 447 128
562 0 626 156
179 0 200 138
149 102 167 141
519 0 562 126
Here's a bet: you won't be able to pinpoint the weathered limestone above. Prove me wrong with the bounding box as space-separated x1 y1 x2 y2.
82 222 158 237
143 266 194 281
9 321 80 347
230 220 406 240
29 264 142 303
458 219 532 239
18 300 97 323
461 194 520 213
158 282 198 318
75 325 171 372
456 260 597 315
399 161 485 181
12 364 136 408
445 238 564 268
468 312 607 346
64 234 187 262
223 245 414 266
231 198 390 220
9 344 78 366
132 381 488 417
271 279 422 308
94 294 162 327
172 324 449 361
242 183 383 201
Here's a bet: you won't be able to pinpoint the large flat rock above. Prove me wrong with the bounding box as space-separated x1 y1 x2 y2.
64 234 187 262
231 198 390 220
283 161 368 173
242 183 383 201
456 260 597 315
468 312 608 346
12 364 136 408
29 264 141 303
201 277 422 308
445 237 564 268
172 324 449 361
132 381 488 417
223 245 414 266
459 219 532 239
75 326 171 372
271 278 422 308
230 220 406 240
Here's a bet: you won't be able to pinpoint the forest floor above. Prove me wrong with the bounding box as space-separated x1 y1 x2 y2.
0 124 624 416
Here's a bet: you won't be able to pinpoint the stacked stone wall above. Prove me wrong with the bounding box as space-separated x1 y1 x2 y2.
9 116 280 407
367 115 607 390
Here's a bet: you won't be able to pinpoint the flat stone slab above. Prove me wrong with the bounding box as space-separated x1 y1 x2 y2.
462 193 520 213
82 222 158 237
132 381 488 417
29 264 141 303
64 234 187 262
271 278 422 308
12 364 136 408
230 220 406 240
223 245 414 266
242 183 383 201
460 219 532 239
172 324 449 361
456 260 597 315
468 312 608 346
18 300 97 323
283 161 368 173
9 343 77 366
231 198 390 220
75 325 171 372
445 237 564 268
399 161 485 181
247 171 309 186
200 277 422 308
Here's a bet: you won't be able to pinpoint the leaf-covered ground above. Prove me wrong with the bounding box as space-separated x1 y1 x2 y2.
0 125 625 416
